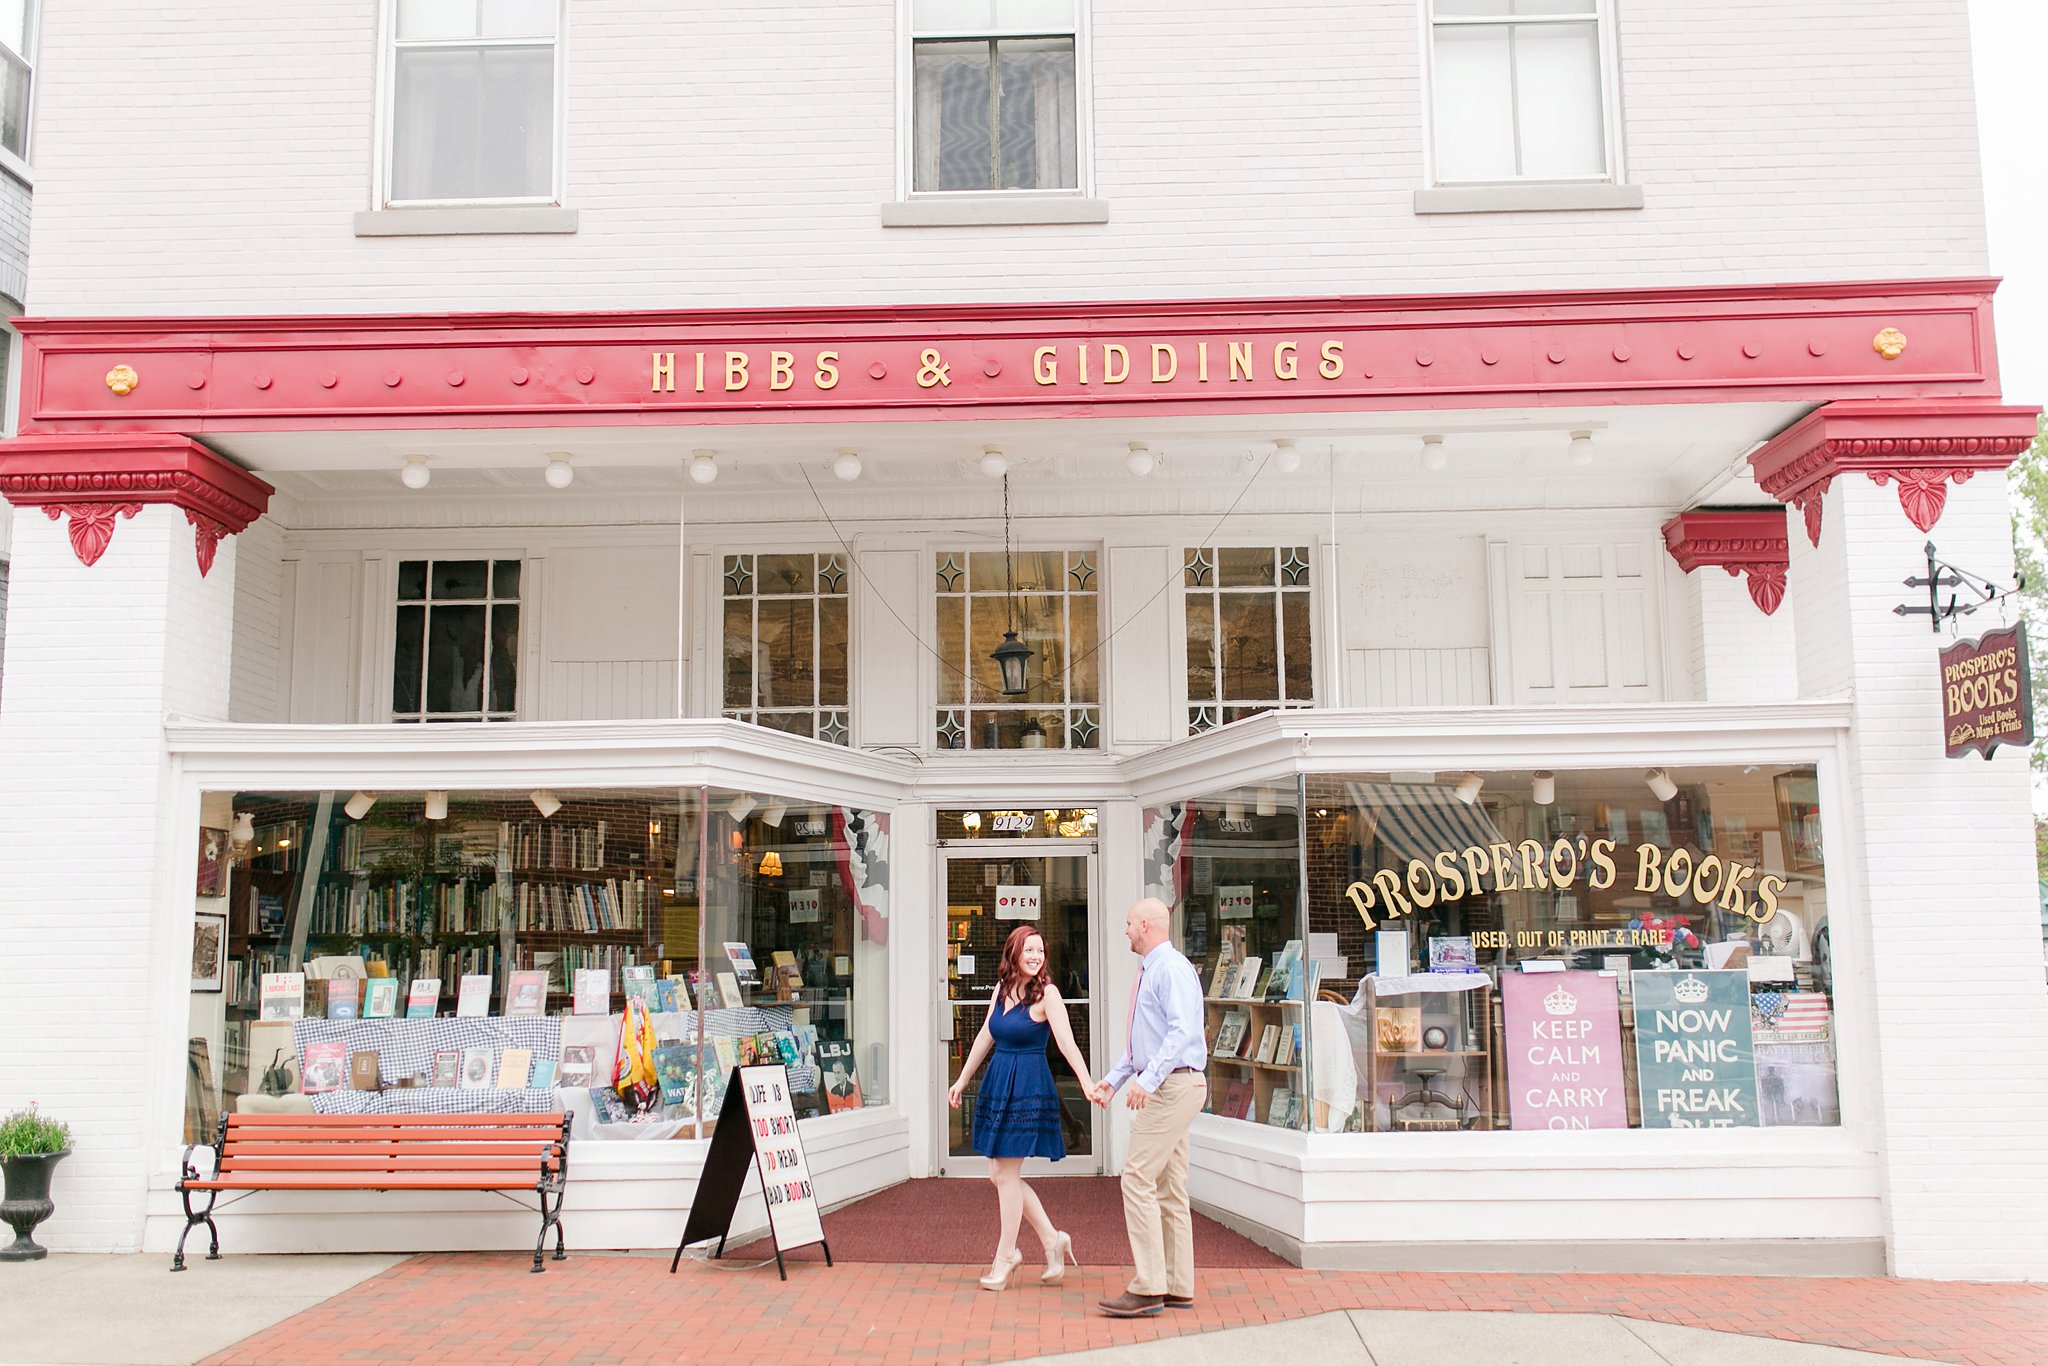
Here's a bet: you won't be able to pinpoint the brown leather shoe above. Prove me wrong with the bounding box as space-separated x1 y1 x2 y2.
1164 1294 1196 1309
1097 1291 1166 1317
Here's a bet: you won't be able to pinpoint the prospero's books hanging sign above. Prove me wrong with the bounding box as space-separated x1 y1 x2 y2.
1939 623 2033 759
1500 971 1628 1131
671 1064 832 1280
1630 970 1759 1129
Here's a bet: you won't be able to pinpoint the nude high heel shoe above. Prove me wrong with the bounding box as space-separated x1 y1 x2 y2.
979 1249 1025 1290
1041 1231 1078 1284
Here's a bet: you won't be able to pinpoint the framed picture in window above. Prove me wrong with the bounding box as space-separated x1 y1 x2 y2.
196 826 230 897
1773 774 1825 875
191 912 227 993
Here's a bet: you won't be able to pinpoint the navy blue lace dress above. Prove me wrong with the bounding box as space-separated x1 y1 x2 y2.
971 997 1066 1160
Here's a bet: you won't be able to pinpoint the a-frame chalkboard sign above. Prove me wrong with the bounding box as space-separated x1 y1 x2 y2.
670 1063 832 1280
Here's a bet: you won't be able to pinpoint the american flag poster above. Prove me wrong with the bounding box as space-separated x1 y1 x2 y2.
1751 991 1832 1040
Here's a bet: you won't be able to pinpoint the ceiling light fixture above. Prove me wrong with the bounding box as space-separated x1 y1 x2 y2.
400 455 431 490
1224 797 1246 824
1454 773 1484 804
231 812 255 847
832 448 863 481
344 792 378 820
1532 772 1556 806
688 449 719 485
544 452 575 488
979 447 1009 479
530 789 562 819
1645 768 1678 802
990 471 1035 697
760 799 787 828
1420 435 1447 471
1125 442 1155 477
1273 439 1301 474
728 793 758 822
424 790 449 821
1568 431 1595 468
1255 788 1277 818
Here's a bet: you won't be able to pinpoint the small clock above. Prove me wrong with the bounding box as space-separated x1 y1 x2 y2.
1421 1025 1450 1051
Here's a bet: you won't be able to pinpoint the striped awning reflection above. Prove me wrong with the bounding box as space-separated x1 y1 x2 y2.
1346 782 1506 866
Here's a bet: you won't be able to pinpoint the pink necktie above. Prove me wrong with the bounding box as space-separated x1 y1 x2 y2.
1127 965 1145 1041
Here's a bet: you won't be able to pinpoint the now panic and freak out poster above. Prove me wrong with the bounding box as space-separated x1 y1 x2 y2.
1630 969 1760 1129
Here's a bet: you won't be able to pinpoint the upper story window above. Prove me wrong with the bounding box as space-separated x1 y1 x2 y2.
911 0 1079 193
393 559 520 722
0 0 33 161
1184 546 1313 734
385 0 559 205
936 549 1099 750
1427 0 1614 184
722 554 851 746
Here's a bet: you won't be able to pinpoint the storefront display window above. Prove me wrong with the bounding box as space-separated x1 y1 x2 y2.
1151 764 1838 1135
193 786 889 1144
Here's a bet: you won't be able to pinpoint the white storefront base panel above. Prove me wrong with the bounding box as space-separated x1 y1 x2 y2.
1188 1118 1884 1274
140 1108 908 1257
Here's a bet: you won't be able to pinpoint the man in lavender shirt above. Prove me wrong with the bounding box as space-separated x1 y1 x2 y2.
1091 897 1210 1317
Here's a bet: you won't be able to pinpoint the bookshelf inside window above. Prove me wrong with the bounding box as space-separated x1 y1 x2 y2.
1203 997 1308 1129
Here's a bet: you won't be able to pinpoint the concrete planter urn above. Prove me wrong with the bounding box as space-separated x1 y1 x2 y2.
0 1149 70 1261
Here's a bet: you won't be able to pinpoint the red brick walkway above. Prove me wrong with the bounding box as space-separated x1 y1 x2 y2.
201 1253 2048 1366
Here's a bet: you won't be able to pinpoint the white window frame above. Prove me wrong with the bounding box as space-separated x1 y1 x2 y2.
719 551 854 747
0 0 36 180
896 0 1095 200
373 0 568 210
1420 0 1625 189
930 543 1103 753
1181 545 1317 737
391 556 525 723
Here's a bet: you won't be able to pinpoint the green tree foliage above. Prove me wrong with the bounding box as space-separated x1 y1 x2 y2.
2009 415 2048 789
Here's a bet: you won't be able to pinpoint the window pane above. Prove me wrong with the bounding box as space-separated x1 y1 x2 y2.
1513 22 1605 177
481 0 557 39
937 597 967 705
913 40 994 192
1065 592 1098 703
969 549 1062 593
758 597 816 709
426 604 486 713
1433 25 1517 182
398 0 479 41
493 559 522 597
489 604 519 714
1217 547 1277 588
818 597 850 707
1437 0 1595 14
723 599 754 709
397 560 429 601
757 554 813 594
0 49 26 159
430 560 488 599
1282 592 1313 702
756 712 814 738
1219 595 1279 702
392 46 554 202
1185 595 1216 702
914 0 1076 32
393 604 425 714
995 38 1077 190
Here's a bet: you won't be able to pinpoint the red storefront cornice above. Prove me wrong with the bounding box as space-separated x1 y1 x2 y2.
1660 509 1792 616
7 278 2013 434
0 434 274 575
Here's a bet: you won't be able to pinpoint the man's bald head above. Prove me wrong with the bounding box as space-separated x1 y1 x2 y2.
1125 897 1172 956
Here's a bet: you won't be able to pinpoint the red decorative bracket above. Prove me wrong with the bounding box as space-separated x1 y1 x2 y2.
0 434 273 575
1748 400 2039 546
1660 509 1791 615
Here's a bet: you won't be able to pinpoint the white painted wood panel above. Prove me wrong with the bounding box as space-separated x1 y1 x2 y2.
1505 539 1663 704
855 548 923 749
287 557 359 723
1107 544 1173 748
1349 646 1492 708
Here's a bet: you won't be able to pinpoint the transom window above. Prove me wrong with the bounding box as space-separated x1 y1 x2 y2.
393 559 521 722
911 0 1079 193
1429 0 1613 184
386 0 559 205
1184 546 1313 734
935 549 1099 750
722 554 851 746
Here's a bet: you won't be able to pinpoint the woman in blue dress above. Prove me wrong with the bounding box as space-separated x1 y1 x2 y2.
947 923 1099 1290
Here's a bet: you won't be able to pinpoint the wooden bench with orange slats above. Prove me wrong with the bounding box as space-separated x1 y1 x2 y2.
174 1111 573 1272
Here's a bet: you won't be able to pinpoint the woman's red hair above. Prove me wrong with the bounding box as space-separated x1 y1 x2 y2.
996 924 1051 1010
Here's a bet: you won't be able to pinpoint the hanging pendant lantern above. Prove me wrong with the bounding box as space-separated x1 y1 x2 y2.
989 472 1034 697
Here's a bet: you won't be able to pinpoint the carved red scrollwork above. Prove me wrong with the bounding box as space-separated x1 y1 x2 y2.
0 435 272 574
1660 510 1790 617
1748 402 2037 546
43 501 142 567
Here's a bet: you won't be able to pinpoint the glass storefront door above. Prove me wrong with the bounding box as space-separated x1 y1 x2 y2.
939 843 1100 1174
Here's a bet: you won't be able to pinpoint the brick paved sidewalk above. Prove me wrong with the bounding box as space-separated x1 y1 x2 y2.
198 1253 2048 1366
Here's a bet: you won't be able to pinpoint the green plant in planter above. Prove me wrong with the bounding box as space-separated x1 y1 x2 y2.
0 1105 70 1158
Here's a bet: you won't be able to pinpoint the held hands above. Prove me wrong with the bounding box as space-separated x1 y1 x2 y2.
1087 1080 1114 1108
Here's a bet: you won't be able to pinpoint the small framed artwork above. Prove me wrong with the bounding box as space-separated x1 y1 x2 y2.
191 911 227 993
196 826 230 898
1773 773 1825 875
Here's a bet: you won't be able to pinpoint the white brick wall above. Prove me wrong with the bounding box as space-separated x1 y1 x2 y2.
1688 566 1798 702
0 510 237 1251
229 514 284 723
1790 473 2048 1280
22 0 1988 316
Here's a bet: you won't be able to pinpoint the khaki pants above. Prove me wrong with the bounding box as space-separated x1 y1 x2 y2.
1120 1070 1205 1297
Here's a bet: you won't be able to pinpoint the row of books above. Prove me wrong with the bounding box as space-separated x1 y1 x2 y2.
510 877 652 932
503 820 608 871
301 1041 559 1093
306 877 506 937
1205 938 1307 1002
1215 1080 1302 1128
1212 1011 1302 1067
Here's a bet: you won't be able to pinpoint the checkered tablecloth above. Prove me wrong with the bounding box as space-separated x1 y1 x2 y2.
296 1016 563 1115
